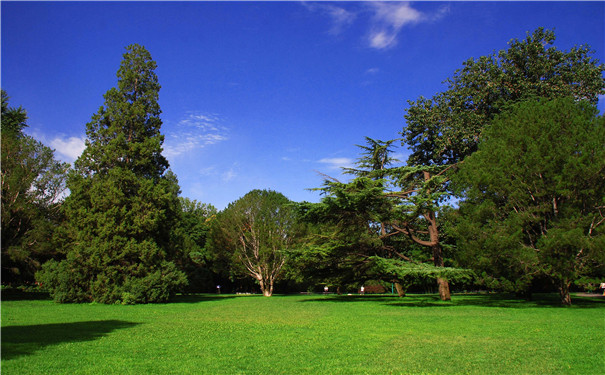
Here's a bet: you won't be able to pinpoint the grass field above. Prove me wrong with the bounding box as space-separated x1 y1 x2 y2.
1 292 604 374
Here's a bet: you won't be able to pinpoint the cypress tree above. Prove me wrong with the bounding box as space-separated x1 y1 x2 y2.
38 45 187 303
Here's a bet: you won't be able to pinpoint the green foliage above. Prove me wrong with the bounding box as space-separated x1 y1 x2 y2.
36 45 186 304
297 173 394 288
343 136 400 178
1 90 27 133
208 189 302 296
1 90 70 284
452 98 605 304
300 138 464 297
368 257 474 285
173 197 217 292
404 27 605 166
400 28 604 302
36 259 89 303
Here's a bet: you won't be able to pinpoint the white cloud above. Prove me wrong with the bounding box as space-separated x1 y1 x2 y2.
432 5 451 22
318 157 354 170
365 67 380 75
199 166 217 176
163 112 229 159
366 2 424 50
303 3 356 35
50 136 86 163
369 30 398 50
373 2 424 29
303 1 449 51
222 168 237 182
197 163 237 183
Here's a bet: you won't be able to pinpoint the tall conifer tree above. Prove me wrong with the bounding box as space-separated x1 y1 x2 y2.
38 45 187 303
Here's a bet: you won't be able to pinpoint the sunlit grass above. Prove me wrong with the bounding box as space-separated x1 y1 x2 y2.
2 293 603 374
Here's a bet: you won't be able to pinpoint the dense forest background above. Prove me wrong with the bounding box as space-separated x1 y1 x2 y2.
2 28 604 305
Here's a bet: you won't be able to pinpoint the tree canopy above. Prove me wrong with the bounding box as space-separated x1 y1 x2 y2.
208 189 301 296
37 45 187 304
173 197 218 292
403 28 605 166
299 138 472 299
452 98 605 305
393 28 605 303
1 90 69 284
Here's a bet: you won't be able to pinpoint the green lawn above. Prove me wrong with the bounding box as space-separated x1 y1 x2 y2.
1 293 604 374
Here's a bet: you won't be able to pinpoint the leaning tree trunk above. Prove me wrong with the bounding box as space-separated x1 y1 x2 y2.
394 282 407 297
559 279 571 306
386 170 453 302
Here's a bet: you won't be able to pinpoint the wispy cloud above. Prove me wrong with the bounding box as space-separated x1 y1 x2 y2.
361 67 381 86
433 4 451 22
49 135 86 163
222 167 237 182
367 2 451 50
365 67 380 75
366 2 424 50
196 164 237 183
318 157 354 170
304 2 449 50
199 166 217 176
303 2 356 35
163 112 229 159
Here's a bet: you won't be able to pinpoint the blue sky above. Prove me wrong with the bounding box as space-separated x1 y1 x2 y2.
2 1 604 209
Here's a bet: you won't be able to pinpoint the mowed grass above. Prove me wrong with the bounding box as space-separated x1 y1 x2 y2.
1 293 604 374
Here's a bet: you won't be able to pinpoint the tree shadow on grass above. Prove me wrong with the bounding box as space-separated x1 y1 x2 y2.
399 293 605 309
0 291 236 304
1 320 140 360
299 293 605 309
1 289 51 301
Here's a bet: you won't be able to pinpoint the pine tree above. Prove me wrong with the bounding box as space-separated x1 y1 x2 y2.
37 45 187 303
303 138 468 300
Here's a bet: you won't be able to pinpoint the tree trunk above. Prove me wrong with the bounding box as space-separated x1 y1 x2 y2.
559 279 571 306
260 277 273 297
394 282 406 297
437 278 451 301
423 171 452 302
259 277 272 297
432 243 451 301
268 277 274 297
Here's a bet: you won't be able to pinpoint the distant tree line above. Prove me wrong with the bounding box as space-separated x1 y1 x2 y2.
2 28 603 305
